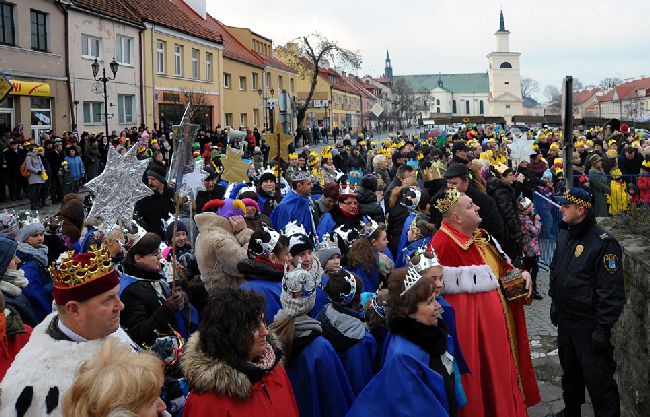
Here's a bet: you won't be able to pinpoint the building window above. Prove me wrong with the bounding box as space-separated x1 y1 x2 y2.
452 100 457 113
116 35 133 65
239 76 246 91
465 100 470 114
224 73 231 88
30 10 48 51
436 107 440 113
31 97 51 141
500 62 512 68
436 99 440 105
505 104 511 109
504 81 510 85
290 78 294 92
192 48 199 79
118 94 135 124
81 34 102 59
253 108 259 127
156 40 166 74
0 2 16 46
278 75 283 90
83 101 103 124
252 72 259 90
225 113 233 126
174 44 183 76
240 113 247 128
205 52 213 81
479 100 484 115
265 71 270 88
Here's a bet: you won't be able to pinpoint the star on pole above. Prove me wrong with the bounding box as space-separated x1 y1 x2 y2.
507 134 536 168
263 120 294 162
181 161 209 199
84 145 152 232
220 146 251 183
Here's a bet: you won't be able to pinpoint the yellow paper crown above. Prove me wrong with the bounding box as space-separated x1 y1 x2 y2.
288 153 298 159
642 160 650 169
50 246 114 288
434 188 462 215
550 143 560 151
606 149 617 157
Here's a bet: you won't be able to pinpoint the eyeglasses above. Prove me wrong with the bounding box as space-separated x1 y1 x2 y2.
341 201 358 206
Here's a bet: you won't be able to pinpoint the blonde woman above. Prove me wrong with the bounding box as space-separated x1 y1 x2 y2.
63 339 167 417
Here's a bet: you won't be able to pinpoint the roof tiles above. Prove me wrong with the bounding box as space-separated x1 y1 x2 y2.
71 0 142 26
205 15 264 68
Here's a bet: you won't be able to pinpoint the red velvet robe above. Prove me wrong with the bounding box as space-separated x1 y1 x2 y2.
429 221 540 417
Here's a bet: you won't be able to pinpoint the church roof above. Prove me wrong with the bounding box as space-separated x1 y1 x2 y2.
395 73 489 93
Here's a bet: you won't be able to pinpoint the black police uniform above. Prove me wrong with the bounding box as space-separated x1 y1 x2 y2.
549 214 625 417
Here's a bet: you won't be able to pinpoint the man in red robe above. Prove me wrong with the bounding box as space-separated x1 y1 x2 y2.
429 188 540 417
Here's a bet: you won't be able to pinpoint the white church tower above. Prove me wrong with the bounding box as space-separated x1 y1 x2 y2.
487 10 523 123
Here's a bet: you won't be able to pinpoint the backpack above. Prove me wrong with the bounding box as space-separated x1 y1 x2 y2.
20 160 30 178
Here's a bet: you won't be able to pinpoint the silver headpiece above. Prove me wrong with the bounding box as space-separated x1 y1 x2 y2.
401 266 423 296
409 246 441 273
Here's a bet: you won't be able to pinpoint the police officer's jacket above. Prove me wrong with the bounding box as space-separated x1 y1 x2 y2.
549 215 624 330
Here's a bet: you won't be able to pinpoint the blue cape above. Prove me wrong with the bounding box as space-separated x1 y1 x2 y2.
286 336 356 417
439 296 469 375
346 334 453 417
349 248 392 294
270 190 315 236
339 331 377 396
17 258 52 324
394 212 416 267
395 236 429 269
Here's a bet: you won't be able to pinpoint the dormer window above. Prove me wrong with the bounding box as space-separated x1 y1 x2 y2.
500 62 512 68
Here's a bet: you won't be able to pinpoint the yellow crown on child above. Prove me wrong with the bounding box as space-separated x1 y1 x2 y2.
434 188 462 215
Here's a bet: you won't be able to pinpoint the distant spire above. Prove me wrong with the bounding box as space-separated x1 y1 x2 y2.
386 50 390 60
499 9 506 31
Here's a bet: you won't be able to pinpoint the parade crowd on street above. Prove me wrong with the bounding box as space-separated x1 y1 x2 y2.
0 117 643 417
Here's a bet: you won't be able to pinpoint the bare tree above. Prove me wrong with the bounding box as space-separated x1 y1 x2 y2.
600 77 623 89
520 77 540 99
275 33 362 127
543 85 561 103
572 78 584 91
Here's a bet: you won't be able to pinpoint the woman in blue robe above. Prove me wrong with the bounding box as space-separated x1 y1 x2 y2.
347 224 393 293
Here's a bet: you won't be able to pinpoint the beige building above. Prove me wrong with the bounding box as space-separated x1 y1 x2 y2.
66 0 143 134
0 0 71 140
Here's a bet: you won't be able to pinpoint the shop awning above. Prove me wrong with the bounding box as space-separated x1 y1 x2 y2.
9 80 51 97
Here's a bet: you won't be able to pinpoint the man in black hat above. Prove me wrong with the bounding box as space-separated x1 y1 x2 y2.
451 141 471 165
430 163 504 243
134 165 175 240
2 140 23 200
47 139 66 203
195 166 226 213
546 188 624 417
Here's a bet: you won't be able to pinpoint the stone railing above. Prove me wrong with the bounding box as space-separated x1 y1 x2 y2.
599 217 649 417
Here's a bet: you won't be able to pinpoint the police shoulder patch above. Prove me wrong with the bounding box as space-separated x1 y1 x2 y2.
603 253 619 274
599 232 609 240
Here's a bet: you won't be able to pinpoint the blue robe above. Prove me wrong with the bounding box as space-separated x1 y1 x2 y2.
438 296 469 374
287 336 356 417
350 248 392 293
339 331 377 396
228 182 248 199
347 334 458 417
395 236 430 268
394 213 416 267
270 190 315 236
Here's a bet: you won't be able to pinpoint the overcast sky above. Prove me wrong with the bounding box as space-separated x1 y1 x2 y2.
207 0 650 101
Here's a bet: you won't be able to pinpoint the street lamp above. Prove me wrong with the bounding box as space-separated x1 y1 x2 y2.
91 57 119 137
258 89 265 130
323 101 329 131
269 88 275 132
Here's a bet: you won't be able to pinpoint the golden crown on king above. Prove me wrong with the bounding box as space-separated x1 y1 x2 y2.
435 188 462 215
50 246 114 287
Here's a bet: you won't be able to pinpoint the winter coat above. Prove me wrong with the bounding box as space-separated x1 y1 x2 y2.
85 143 101 179
608 180 629 215
180 333 299 417
486 177 522 260
195 187 227 213
64 155 85 181
638 175 650 203
194 212 253 292
346 153 365 173
588 167 610 217
357 185 384 222
0 306 31 380
253 152 264 171
24 151 45 185
517 210 541 257
244 212 273 234
57 194 86 247
373 167 390 190
313 196 331 226
617 152 643 179
134 186 175 240
16 243 52 324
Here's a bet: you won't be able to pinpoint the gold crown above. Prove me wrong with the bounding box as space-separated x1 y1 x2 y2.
50 246 115 288
434 188 462 215
420 164 443 182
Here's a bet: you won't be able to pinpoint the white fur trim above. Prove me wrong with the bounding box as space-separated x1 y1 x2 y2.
442 264 499 295
0 313 135 417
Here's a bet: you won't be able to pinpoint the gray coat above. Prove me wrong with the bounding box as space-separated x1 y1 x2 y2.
25 151 45 185
589 167 610 217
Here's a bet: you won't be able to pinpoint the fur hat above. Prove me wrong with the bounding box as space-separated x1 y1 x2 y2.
0 211 19 239
0 236 18 276
241 198 260 213
279 261 318 318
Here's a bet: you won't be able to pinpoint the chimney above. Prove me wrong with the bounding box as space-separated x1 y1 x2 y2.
184 0 206 19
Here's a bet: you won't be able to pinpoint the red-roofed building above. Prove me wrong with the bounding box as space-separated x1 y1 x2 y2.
588 77 650 119
120 0 224 130
572 88 601 118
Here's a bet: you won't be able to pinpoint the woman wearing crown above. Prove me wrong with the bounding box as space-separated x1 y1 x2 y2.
428 188 540 417
316 183 367 242
346 263 464 417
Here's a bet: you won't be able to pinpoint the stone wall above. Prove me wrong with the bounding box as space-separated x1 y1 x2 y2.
599 217 649 417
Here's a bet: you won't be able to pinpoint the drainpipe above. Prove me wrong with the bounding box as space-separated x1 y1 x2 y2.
56 0 75 131
138 27 145 128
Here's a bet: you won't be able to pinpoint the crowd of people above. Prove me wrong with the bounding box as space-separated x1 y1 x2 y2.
0 116 639 417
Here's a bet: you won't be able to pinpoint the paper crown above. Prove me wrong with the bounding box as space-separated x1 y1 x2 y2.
50 246 120 304
362 218 380 238
434 188 462 215
290 169 311 183
333 223 362 250
288 152 299 159
339 182 357 196
409 246 441 274
256 165 276 181
283 220 307 238
334 269 357 305
255 224 281 256
316 233 338 251
401 266 423 296
19 210 42 228
237 185 257 197
370 290 387 318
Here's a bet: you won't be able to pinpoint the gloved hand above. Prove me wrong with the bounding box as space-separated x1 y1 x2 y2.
592 326 611 352
163 290 184 312
550 302 558 326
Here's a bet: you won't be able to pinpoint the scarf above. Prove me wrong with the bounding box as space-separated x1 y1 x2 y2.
339 204 359 217
16 242 49 268
0 269 28 297
254 256 285 272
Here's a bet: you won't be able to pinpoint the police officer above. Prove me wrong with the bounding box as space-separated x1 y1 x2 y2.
547 188 625 417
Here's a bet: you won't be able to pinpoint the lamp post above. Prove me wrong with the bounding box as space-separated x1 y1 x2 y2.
269 88 275 132
91 57 119 137
258 89 265 130
258 87 275 131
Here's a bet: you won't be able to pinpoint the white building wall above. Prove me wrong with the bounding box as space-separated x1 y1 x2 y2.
68 9 141 134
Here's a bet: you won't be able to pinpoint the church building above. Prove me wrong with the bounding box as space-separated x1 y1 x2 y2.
393 10 523 123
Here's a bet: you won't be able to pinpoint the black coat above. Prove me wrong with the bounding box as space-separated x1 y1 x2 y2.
195 187 226 213
134 186 175 240
357 185 384 222
346 153 365 172
486 177 521 259
617 152 643 180
549 215 624 331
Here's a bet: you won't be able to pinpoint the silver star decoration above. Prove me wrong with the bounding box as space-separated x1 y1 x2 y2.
507 134 536 167
168 105 200 191
84 145 152 232
181 161 208 199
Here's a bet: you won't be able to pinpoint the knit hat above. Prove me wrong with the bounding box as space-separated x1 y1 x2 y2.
164 220 188 244
50 247 120 305
0 236 18 276
542 169 553 181
241 198 260 213
0 212 19 239
278 261 318 318
17 222 45 243
147 165 167 184
315 245 340 268
359 174 378 192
